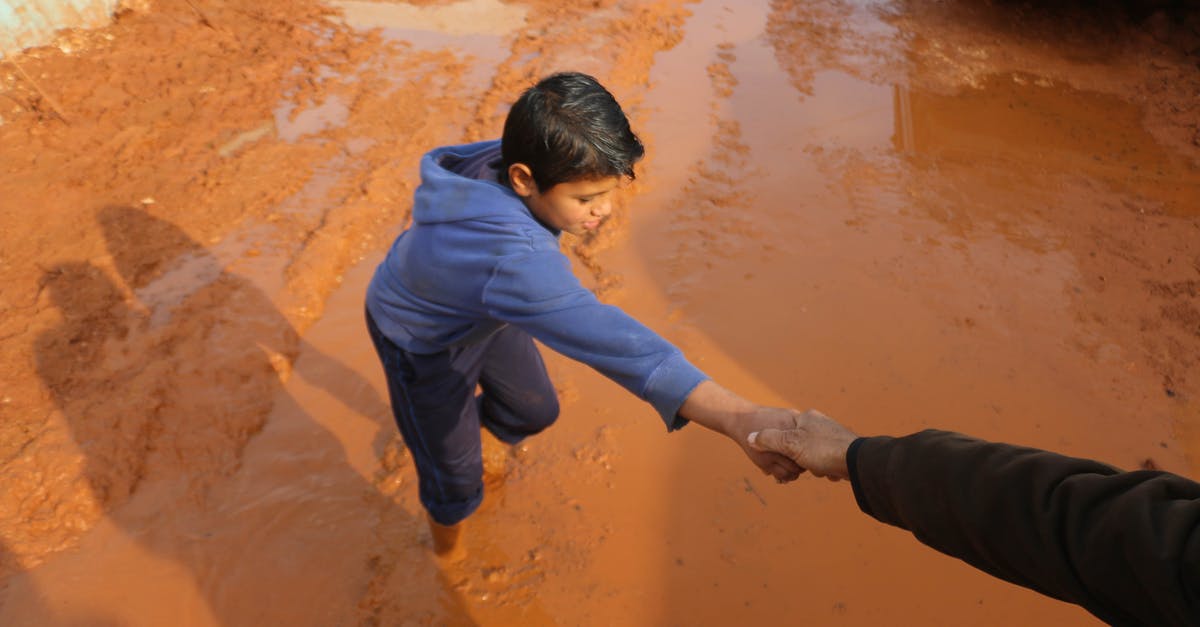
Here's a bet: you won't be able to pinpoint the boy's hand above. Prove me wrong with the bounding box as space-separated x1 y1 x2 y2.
676 380 804 482
731 407 806 482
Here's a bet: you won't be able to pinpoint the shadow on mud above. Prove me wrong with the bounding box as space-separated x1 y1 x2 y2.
25 206 475 625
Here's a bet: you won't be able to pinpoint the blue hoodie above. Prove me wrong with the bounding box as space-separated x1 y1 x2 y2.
365 140 708 430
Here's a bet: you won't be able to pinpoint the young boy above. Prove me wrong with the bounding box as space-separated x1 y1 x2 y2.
365 72 802 558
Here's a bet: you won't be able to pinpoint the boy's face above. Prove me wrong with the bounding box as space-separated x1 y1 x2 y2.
509 165 621 236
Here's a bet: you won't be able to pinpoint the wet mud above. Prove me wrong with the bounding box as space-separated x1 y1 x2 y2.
1 0 1197 624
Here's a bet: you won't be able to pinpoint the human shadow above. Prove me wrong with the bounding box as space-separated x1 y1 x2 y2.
0 538 123 626
24 206 474 625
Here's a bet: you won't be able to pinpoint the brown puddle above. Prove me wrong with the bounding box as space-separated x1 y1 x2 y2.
894 73 1200 217
1 0 1198 625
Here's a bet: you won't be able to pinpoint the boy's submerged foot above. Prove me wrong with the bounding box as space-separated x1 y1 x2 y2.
427 515 468 563
480 427 513 485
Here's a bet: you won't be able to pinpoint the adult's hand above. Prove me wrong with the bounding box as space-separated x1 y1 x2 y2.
747 409 856 481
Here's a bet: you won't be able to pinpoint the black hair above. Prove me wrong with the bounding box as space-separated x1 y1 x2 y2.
500 72 645 190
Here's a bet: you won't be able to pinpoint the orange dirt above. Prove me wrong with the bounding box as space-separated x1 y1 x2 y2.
0 0 1197 624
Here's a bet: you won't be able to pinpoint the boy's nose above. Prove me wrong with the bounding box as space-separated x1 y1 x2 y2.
595 200 613 217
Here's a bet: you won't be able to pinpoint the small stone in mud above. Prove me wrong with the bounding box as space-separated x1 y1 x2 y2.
1164 387 1176 398
1140 458 1160 471
482 566 508 583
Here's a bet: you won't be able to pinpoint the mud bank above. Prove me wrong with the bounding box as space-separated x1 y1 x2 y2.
1 0 1197 624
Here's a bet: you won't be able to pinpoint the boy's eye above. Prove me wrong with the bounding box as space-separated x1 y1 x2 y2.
578 197 592 204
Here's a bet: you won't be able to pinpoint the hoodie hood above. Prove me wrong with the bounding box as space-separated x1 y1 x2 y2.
412 140 529 225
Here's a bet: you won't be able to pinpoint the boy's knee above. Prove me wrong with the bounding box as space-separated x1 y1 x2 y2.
480 391 558 443
529 392 559 430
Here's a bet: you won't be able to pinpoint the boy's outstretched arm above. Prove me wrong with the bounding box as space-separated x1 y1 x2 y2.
678 380 805 482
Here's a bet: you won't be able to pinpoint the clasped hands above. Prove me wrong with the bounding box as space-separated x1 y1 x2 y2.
678 381 853 483
737 407 857 482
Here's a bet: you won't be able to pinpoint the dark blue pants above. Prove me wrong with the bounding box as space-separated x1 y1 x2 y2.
366 310 559 525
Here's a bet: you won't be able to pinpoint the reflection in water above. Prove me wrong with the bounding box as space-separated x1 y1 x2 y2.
892 75 1200 217
329 0 525 89
765 0 901 97
332 0 527 36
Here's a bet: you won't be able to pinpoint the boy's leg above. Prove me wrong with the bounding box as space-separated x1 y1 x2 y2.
478 325 560 445
366 310 490 532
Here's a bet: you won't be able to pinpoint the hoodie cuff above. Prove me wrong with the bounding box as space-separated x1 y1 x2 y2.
643 352 709 432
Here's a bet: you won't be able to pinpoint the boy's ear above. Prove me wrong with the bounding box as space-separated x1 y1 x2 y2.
507 163 537 197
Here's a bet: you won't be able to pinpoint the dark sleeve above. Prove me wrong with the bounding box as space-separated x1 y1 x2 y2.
847 429 1200 626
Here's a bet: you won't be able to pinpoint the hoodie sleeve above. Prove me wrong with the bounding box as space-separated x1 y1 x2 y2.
481 249 708 431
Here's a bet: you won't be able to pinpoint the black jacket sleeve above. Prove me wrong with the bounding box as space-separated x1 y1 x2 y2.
848 429 1200 626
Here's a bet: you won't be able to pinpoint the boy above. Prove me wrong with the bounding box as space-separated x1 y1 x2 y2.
365 72 802 558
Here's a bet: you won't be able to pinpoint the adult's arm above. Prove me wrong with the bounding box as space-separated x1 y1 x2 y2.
849 430 1200 626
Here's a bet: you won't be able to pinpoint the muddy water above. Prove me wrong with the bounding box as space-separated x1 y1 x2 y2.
1 0 1198 625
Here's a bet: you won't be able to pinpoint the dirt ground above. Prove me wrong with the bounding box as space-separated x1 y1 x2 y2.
0 0 1197 624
